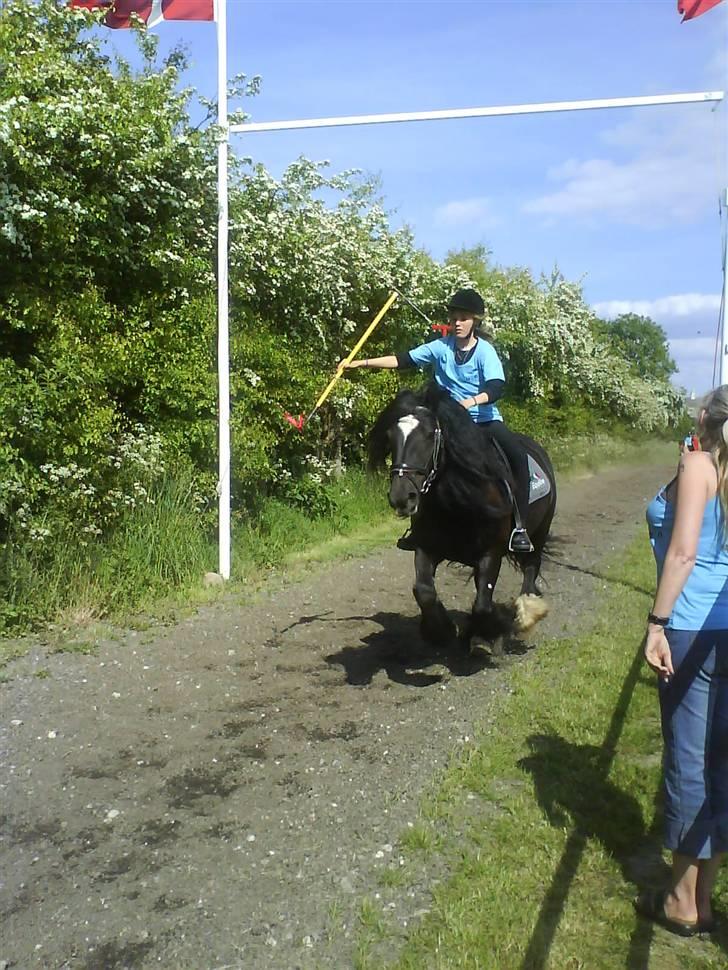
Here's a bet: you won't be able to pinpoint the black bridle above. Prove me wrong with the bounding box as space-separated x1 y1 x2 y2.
390 420 443 496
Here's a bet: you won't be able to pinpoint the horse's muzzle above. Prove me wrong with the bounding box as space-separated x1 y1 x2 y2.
389 477 420 517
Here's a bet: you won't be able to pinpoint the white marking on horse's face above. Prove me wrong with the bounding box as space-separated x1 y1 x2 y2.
396 414 420 445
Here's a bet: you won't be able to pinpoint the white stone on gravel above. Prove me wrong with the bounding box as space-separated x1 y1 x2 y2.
203 571 224 587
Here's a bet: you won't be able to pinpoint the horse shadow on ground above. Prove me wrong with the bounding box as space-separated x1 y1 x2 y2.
325 610 533 687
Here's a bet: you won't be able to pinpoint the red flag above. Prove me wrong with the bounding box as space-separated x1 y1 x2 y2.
283 412 305 432
678 0 724 20
70 0 214 27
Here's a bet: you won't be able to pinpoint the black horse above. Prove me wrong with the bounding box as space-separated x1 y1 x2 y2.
369 383 557 648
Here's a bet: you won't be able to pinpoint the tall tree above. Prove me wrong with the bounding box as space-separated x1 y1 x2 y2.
594 313 677 382
444 244 494 293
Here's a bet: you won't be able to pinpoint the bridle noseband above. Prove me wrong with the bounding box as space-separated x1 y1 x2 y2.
390 420 442 496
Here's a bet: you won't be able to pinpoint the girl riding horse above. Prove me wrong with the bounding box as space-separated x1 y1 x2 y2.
343 288 532 552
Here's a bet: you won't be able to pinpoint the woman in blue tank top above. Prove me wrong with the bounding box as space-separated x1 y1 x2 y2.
636 385 728 936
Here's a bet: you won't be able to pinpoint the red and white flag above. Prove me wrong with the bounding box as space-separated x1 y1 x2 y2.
678 0 724 21
71 0 214 28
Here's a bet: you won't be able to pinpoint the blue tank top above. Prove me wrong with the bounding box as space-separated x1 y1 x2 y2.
646 487 728 630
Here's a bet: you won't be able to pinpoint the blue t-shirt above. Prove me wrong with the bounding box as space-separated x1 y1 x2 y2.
646 487 728 630
407 336 505 423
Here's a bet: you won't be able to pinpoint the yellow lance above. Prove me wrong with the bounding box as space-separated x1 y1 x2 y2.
284 290 399 430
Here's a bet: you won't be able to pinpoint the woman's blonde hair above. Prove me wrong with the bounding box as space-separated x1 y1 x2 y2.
699 384 728 528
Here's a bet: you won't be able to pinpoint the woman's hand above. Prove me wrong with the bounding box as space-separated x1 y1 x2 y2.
644 626 674 681
338 359 363 370
459 397 474 409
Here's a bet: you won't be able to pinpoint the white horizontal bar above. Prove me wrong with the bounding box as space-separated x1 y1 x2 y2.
230 91 724 135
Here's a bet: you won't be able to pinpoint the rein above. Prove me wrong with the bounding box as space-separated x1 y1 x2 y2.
390 420 443 495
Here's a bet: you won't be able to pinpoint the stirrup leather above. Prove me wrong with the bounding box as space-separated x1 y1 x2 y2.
500 477 531 550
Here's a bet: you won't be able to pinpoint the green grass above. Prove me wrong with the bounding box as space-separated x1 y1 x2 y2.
232 468 402 578
53 639 98 656
399 822 440 855
0 471 213 636
349 536 727 970
379 866 409 890
546 431 675 477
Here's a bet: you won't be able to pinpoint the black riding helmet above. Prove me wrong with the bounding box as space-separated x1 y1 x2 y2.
447 288 485 317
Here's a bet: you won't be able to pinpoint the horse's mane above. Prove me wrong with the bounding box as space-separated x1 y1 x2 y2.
369 382 510 519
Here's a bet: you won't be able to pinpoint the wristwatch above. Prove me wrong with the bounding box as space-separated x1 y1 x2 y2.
647 613 670 627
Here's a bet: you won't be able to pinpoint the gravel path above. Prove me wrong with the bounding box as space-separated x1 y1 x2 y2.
0 457 672 970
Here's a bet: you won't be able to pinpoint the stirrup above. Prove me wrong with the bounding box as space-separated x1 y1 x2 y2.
509 527 533 553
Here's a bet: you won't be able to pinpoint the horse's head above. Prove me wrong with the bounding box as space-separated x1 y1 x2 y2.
369 384 513 524
385 406 442 516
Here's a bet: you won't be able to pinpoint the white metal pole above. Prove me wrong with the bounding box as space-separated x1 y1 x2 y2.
230 91 724 135
216 0 231 579
719 188 728 388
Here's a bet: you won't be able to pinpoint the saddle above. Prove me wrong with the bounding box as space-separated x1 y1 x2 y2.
490 440 552 509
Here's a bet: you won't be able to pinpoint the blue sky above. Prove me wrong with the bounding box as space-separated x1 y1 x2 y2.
102 0 727 394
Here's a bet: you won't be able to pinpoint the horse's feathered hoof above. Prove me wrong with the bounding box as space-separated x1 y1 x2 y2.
514 594 549 633
468 603 515 642
420 606 456 645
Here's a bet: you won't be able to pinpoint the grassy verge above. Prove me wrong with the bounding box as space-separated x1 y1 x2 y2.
0 434 676 650
0 473 213 637
350 536 727 970
232 467 402 578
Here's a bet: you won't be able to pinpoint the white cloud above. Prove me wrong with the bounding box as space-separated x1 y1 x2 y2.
433 196 499 229
669 336 718 395
669 336 717 362
523 105 725 227
593 293 721 319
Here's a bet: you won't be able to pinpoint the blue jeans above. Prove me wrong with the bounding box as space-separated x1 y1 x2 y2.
659 629 728 859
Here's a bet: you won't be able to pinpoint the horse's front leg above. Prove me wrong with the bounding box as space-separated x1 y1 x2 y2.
467 549 513 647
413 549 455 644
514 548 550 632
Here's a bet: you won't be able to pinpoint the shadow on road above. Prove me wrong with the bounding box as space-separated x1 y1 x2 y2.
324 610 531 686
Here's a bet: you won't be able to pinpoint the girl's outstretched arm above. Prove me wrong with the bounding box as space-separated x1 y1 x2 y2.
343 355 399 369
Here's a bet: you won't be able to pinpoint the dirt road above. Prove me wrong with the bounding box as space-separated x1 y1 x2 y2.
0 457 673 970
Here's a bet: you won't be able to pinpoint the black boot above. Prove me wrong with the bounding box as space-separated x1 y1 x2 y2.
397 530 419 551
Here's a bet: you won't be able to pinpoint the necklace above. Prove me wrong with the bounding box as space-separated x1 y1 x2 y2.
455 344 475 365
